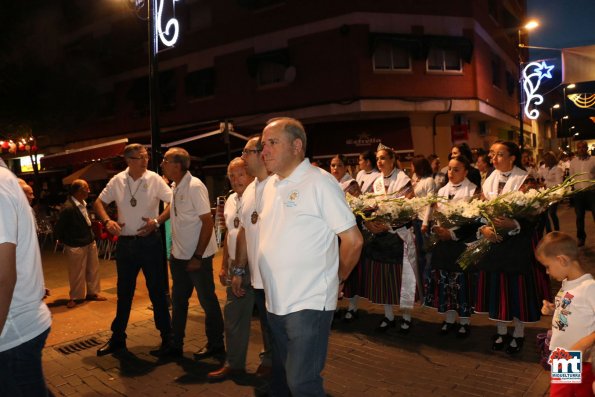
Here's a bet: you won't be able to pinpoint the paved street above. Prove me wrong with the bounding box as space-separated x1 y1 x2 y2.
41 203 594 396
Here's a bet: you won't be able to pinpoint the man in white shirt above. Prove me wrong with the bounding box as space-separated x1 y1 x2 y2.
158 147 224 360
0 164 52 396
258 117 363 396
569 140 595 247
213 137 274 381
207 157 256 381
94 143 172 356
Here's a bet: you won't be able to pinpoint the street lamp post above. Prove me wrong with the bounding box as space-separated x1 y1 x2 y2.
517 20 539 148
148 0 160 172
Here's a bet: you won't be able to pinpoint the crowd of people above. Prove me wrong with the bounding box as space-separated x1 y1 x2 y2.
0 118 594 396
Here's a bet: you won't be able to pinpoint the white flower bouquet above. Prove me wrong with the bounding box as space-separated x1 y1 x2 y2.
346 193 429 228
457 174 591 270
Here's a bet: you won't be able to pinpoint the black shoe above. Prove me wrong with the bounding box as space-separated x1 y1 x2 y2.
578 239 586 247
343 309 359 323
375 317 396 333
455 323 471 339
193 344 225 360
150 343 183 359
439 321 455 335
97 339 127 356
491 334 509 351
506 337 525 354
398 318 412 334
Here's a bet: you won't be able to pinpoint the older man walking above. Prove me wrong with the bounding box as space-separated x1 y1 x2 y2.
55 179 106 309
157 147 224 360
257 117 363 396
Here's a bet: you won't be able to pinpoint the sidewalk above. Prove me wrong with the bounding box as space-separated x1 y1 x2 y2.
41 203 594 396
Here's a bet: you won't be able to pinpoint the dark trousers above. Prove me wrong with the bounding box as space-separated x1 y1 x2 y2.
0 327 50 397
170 255 224 349
574 190 595 241
268 309 333 397
254 288 273 366
544 202 560 232
111 232 171 341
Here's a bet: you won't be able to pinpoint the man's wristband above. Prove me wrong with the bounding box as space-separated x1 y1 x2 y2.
193 254 202 261
153 218 160 228
102 219 111 227
231 266 246 276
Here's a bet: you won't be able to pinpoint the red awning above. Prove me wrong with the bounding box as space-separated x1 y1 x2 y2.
41 139 128 169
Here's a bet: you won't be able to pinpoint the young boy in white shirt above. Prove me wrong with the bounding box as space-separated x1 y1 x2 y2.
536 232 595 397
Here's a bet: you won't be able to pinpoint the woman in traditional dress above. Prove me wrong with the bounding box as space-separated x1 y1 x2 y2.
424 155 479 338
343 145 418 333
411 155 436 293
330 154 361 196
475 141 551 354
356 150 380 194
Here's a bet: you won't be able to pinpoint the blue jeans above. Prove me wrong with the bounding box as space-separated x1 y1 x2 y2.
170 255 224 349
111 232 171 341
267 309 333 397
0 327 50 397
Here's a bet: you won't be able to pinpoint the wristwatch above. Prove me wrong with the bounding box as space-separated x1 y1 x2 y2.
231 266 246 276
193 254 202 261
153 218 160 228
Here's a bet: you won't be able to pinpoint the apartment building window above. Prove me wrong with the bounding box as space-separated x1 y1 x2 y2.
373 41 411 71
488 0 498 20
159 70 177 111
248 49 292 88
426 47 462 72
505 71 516 97
257 61 286 86
97 93 115 119
185 68 215 98
491 54 501 87
127 77 149 116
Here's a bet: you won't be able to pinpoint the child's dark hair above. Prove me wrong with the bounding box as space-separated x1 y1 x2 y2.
535 231 580 262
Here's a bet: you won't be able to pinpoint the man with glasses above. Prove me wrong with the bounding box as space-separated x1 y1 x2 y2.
94 143 172 356
157 147 224 360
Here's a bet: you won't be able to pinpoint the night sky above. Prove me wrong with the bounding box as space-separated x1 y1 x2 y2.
528 0 595 54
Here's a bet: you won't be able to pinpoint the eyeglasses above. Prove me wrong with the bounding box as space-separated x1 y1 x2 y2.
129 154 150 160
242 149 261 155
161 158 172 164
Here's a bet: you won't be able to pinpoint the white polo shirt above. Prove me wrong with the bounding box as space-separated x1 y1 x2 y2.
239 176 270 289
98 168 172 236
170 171 217 260
258 159 356 315
223 192 241 262
0 167 51 352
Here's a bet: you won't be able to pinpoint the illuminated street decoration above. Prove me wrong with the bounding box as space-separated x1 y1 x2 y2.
522 61 554 119
156 0 179 48
568 93 595 109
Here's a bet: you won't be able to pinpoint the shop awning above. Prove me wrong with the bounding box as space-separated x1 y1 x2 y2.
41 138 128 169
